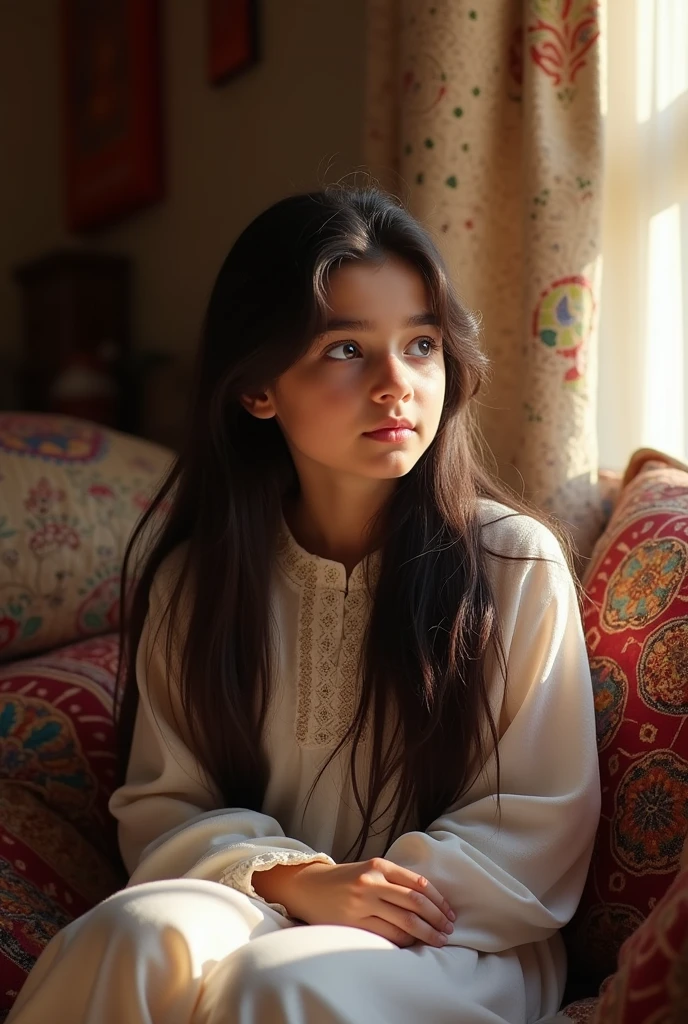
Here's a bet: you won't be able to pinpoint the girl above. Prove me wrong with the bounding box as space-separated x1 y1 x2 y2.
8 186 600 1024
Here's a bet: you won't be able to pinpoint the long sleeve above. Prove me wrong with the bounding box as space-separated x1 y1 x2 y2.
385 518 601 953
108 554 334 914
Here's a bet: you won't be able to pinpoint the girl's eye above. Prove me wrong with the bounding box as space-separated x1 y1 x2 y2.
325 342 360 361
408 337 439 357
324 337 440 361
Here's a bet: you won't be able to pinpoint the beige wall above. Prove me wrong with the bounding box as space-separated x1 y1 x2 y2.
0 0 368 428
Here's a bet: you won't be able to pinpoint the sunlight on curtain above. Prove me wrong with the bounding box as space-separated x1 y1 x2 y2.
599 0 688 469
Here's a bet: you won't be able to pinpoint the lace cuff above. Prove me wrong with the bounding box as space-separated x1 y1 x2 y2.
219 848 335 917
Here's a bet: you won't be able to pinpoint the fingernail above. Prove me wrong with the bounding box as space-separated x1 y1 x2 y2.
444 922 453 934
438 933 448 945
448 910 456 922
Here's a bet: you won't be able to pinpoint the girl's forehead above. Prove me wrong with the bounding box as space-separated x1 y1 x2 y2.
325 259 432 317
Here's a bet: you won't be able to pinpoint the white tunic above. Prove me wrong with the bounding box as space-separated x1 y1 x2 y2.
7 501 600 1024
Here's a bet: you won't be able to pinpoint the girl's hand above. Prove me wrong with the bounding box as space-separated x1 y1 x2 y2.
252 858 455 948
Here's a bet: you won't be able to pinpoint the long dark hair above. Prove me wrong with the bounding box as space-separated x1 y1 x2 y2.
116 185 568 860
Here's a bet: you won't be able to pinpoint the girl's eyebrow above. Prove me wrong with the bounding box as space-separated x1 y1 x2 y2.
323 311 440 332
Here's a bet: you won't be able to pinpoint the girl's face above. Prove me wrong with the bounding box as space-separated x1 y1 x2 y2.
245 257 446 487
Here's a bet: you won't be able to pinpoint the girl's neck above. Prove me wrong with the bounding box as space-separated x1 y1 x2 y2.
283 485 391 576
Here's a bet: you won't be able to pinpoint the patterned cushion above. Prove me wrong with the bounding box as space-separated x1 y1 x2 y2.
560 997 599 1022
0 634 121 857
565 451 688 985
0 413 172 661
0 782 124 1021
594 864 688 1023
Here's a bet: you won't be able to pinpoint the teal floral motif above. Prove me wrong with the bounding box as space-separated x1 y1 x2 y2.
590 656 627 751
77 568 121 634
22 617 42 639
533 274 594 387
613 750 688 873
0 598 42 652
0 516 16 540
603 539 687 631
0 853 73 958
0 695 96 815
639 621 688 716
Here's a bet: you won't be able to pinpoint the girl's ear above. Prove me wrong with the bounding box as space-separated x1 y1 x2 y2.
239 391 277 420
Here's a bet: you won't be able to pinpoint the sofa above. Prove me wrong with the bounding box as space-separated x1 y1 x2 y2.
1 412 687 1023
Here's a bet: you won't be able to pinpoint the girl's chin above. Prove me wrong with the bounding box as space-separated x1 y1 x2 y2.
358 455 421 478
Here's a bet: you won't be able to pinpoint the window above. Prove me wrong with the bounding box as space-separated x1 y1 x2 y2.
598 0 688 468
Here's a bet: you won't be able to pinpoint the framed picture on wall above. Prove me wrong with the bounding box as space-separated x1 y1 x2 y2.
60 0 164 233
207 0 260 85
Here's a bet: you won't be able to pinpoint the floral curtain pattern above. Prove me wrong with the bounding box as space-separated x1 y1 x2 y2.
364 0 605 553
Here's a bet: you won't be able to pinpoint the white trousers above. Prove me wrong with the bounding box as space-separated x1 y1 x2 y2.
7 879 566 1024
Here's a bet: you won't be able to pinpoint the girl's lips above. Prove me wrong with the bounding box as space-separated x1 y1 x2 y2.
363 428 415 443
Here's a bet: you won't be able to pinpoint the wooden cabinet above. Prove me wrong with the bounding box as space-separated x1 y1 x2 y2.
13 250 132 429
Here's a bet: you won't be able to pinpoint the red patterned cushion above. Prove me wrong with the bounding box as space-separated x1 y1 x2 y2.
0 782 123 1020
594 865 688 1023
566 453 688 984
0 412 172 662
0 634 121 856
560 997 600 1022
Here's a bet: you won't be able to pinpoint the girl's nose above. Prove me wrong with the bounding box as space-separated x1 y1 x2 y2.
370 355 413 403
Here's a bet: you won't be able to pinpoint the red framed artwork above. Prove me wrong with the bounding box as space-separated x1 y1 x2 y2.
207 0 260 85
60 0 164 233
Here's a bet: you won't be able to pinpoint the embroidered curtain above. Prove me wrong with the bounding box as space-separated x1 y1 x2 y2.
363 0 605 553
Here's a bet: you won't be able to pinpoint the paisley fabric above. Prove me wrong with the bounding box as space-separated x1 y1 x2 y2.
0 635 121 855
0 634 125 1019
363 0 605 555
0 783 123 1021
0 413 172 662
565 453 688 987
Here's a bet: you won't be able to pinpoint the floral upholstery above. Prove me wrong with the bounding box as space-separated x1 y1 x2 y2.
0 413 172 662
0 412 171 1018
563 450 688 1007
0 782 123 1016
560 998 599 1023
0 634 122 854
594 856 688 1023
0 633 126 1018
561 836 688 1022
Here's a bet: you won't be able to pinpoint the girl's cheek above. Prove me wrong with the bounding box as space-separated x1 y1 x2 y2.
417 373 445 401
